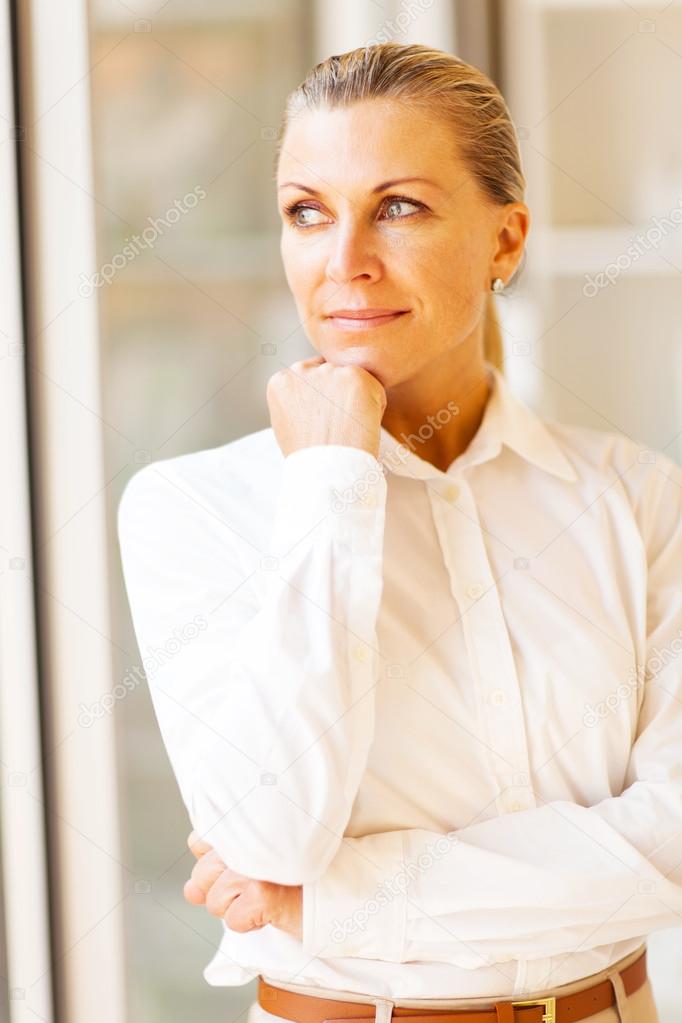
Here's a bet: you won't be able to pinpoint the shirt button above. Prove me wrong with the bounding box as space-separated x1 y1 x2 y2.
490 688 506 706
510 801 522 812
467 582 484 600
352 644 368 662
443 483 459 503
358 491 377 508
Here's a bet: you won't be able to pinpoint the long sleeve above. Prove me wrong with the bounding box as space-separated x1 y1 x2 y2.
301 452 682 965
117 442 387 885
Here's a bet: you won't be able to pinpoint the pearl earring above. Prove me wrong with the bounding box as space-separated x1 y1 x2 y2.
491 277 505 293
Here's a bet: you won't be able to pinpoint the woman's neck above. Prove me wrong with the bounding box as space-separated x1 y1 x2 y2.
381 347 492 474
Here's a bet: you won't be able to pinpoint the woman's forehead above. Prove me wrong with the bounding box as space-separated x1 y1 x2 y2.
283 99 453 144
277 105 463 190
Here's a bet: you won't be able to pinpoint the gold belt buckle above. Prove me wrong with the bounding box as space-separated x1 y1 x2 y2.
510 996 556 1022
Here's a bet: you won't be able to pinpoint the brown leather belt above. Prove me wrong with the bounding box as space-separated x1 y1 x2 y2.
257 947 647 1023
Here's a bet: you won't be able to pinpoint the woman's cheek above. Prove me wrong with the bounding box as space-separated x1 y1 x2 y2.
451 278 486 334
285 262 316 312
399 235 449 282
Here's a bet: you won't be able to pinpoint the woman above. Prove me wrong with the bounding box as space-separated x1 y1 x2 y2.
118 43 681 1023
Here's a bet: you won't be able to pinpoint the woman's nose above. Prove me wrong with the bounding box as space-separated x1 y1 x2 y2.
325 220 382 284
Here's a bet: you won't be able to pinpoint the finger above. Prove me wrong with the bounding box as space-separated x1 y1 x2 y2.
224 880 274 933
190 849 227 895
187 830 213 858
183 879 207 905
298 355 326 365
292 356 326 373
205 869 244 919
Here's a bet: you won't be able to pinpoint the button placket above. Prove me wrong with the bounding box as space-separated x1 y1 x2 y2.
430 479 536 808
352 643 368 662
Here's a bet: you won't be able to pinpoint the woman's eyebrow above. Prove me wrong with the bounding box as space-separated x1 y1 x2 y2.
278 177 443 195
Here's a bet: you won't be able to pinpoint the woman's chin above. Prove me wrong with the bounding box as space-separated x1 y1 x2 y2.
321 347 391 385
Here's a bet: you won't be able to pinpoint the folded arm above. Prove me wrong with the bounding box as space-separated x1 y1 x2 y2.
301 451 682 965
117 443 387 885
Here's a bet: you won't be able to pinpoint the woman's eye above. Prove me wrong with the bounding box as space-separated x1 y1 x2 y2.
290 205 328 227
285 196 423 229
383 198 421 220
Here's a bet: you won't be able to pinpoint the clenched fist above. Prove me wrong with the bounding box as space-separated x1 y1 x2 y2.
266 356 387 459
184 831 303 940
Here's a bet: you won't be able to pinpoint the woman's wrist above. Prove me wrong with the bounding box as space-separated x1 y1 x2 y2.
269 882 303 940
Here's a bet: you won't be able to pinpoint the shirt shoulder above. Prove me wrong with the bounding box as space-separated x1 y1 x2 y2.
542 416 682 558
117 426 284 549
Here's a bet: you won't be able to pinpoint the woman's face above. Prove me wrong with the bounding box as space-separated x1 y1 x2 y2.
276 99 527 389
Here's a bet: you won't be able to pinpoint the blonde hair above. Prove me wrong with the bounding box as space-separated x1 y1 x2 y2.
276 42 527 375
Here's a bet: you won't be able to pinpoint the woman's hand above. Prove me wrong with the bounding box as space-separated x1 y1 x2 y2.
266 355 387 459
183 830 303 940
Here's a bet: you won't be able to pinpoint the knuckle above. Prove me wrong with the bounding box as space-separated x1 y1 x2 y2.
205 885 225 917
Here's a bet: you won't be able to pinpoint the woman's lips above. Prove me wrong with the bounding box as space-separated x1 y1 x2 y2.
326 311 409 330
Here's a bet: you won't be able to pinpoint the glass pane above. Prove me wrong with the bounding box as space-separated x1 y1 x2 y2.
88 3 313 1019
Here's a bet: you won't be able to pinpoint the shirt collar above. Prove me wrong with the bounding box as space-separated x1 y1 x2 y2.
378 360 578 483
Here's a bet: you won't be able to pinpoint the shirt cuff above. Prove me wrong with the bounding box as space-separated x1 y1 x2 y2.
270 444 388 558
301 831 407 961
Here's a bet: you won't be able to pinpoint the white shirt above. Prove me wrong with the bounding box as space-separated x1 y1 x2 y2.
117 360 682 999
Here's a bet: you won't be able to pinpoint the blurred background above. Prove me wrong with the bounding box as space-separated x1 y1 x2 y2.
1 1 681 1021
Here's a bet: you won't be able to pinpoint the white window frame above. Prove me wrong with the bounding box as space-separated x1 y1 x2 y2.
3 1 126 1020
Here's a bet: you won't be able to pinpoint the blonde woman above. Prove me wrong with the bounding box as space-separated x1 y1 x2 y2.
118 43 681 1023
